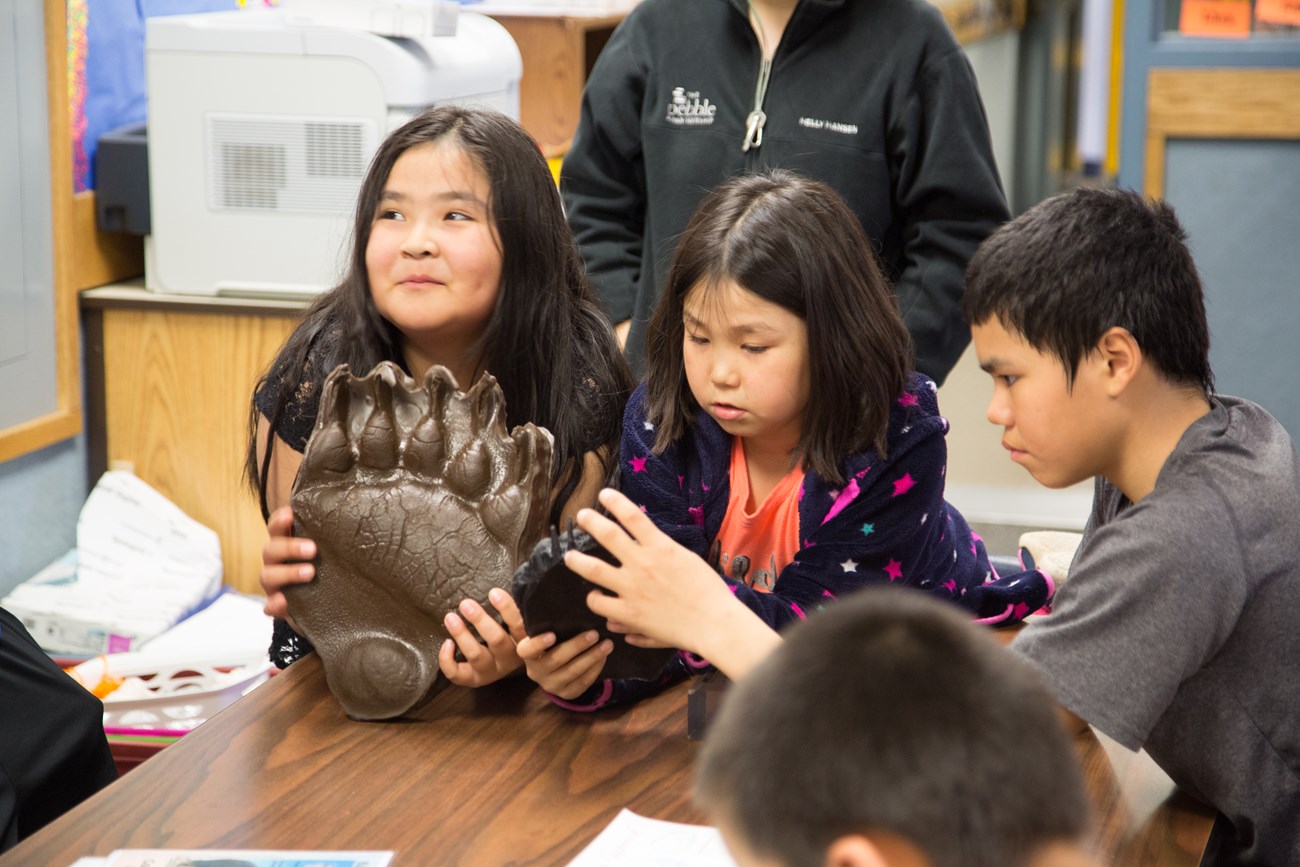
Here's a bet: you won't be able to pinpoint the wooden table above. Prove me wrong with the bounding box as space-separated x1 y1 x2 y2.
3 655 1212 866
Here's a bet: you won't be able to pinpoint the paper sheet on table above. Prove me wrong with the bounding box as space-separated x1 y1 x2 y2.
137 591 273 668
567 809 736 867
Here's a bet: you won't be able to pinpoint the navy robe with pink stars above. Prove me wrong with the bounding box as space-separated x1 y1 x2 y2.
551 375 1054 711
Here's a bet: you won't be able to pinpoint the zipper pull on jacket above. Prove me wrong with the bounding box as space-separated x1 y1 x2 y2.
742 56 772 152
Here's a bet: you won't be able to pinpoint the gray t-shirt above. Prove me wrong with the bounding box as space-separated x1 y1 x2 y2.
1011 395 1300 867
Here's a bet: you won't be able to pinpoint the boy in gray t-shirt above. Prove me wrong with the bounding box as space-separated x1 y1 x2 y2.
963 187 1300 867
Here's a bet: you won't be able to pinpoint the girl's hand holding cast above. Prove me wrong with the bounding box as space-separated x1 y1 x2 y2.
259 506 533 687
515 487 782 698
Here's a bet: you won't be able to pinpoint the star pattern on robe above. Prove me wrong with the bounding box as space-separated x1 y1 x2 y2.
892 473 916 497
942 578 957 593
883 559 903 581
628 455 648 473
860 523 875 536
898 393 919 407
840 559 858 573
644 421 654 430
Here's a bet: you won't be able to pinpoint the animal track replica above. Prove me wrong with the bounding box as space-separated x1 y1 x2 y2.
512 527 677 681
288 361 553 720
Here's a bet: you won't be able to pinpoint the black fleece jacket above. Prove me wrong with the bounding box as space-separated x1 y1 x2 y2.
561 0 1009 383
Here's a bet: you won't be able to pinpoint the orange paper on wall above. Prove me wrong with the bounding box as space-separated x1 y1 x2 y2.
1180 0 1252 37
1257 0 1300 26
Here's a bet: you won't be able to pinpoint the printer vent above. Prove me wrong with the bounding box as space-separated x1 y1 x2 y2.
208 114 377 216
306 123 365 179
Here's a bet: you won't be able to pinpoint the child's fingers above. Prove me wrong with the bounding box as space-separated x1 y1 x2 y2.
437 638 470 682
262 535 316 567
532 630 601 671
585 587 624 621
443 612 488 667
487 588 526 642
516 632 556 660
549 641 613 695
566 548 626 595
261 592 289 621
456 598 510 650
260 563 314 598
573 507 638 563
266 506 295 537
595 488 666 543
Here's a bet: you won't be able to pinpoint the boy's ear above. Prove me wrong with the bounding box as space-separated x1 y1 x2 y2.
1093 326 1142 397
825 832 929 867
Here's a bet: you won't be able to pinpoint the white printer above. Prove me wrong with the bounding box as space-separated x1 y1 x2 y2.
144 6 522 298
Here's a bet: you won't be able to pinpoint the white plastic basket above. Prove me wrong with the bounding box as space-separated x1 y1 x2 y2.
70 652 273 733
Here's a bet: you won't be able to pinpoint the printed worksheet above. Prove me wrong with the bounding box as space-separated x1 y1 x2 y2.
567 809 737 867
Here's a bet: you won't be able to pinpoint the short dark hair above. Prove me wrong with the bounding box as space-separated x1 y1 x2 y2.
695 588 1089 867
248 106 632 521
963 186 1213 394
643 170 913 486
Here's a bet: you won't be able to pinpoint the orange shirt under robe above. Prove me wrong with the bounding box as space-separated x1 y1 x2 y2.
713 437 807 593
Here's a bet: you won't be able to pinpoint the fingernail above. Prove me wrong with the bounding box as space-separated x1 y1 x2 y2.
488 588 504 602
445 612 461 628
298 565 313 579
541 633 556 647
300 541 316 558
460 599 478 615
585 630 599 645
600 640 614 654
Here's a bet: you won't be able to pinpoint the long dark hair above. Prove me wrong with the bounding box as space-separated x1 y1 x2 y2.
246 106 633 522
644 170 912 486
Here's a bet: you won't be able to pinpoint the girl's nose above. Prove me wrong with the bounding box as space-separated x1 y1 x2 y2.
400 223 438 257
710 355 740 388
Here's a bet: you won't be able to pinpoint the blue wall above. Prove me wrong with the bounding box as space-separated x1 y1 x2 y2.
0 438 86 598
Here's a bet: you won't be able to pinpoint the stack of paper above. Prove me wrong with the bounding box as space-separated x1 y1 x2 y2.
2 471 224 656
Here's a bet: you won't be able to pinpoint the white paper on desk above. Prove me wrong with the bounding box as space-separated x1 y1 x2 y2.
137 591 274 668
567 809 736 867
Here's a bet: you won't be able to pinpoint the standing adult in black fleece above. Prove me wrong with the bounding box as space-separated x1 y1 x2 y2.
562 0 1009 383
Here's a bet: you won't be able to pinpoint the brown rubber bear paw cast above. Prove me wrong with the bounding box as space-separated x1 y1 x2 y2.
287 361 553 720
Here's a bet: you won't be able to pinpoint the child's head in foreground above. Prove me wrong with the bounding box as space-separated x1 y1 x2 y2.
962 187 1214 489
694 588 1091 867
644 169 914 486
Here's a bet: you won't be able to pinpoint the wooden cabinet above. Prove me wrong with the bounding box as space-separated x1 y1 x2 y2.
487 14 623 158
83 286 302 595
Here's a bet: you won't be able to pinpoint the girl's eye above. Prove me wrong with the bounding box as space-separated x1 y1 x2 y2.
741 344 768 355
377 209 404 221
1000 374 1019 386
445 210 472 221
686 333 709 346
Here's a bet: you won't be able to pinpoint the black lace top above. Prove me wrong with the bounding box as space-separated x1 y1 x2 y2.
254 341 333 668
